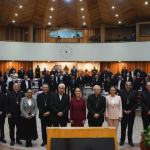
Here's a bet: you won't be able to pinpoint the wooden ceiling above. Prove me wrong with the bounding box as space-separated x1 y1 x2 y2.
0 0 150 28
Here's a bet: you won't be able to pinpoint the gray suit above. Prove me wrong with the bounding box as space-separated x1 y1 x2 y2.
20 96 37 118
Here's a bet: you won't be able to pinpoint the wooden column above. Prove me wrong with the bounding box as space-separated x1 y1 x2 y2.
101 24 106 43
28 24 34 42
136 23 140 42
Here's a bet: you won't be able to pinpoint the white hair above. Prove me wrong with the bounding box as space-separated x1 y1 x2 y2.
93 85 101 90
58 83 65 88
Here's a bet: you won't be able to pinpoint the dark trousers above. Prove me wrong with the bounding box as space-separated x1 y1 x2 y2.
120 115 135 143
52 117 67 127
0 117 5 140
8 117 22 141
142 115 150 130
88 118 104 127
40 117 52 143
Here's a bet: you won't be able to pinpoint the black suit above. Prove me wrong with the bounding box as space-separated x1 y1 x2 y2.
87 94 106 126
37 92 53 144
21 80 32 93
119 89 137 143
0 92 6 140
51 93 70 127
8 81 18 92
141 90 150 129
69 79 78 97
0 81 7 94
38 78 45 90
7 91 25 142
18 70 25 79
116 80 125 91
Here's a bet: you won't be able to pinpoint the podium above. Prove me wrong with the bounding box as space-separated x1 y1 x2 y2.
47 127 118 150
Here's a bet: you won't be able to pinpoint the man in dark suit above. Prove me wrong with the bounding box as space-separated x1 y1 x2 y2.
35 65 41 78
119 81 137 147
0 86 7 143
141 81 150 130
87 85 106 127
38 74 45 90
37 84 53 146
69 75 78 97
49 74 57 93
21 75 31 93
27 68 34 80
121 66 128 79
92 74 102 88
7 83 25 146
8 79 18 92
0 76 7 94
116 75 125 91
71 66 77 77
18 67 25 79
51 83 70 127
63 72 71 94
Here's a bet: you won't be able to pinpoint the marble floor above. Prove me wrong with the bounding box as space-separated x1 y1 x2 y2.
0 112 142 150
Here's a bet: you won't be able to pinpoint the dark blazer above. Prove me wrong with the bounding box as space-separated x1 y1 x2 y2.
8 81 18 92
51 93 70 122
76 76 85 87
141 90 150 116
116 80 125 90
37 92 53 119
0 92 7 118
7 91 25 117
38 78 45 90
18 70 25 79
119 89 137 117
87 94 106 121
0 81 7 94
21 80 32 93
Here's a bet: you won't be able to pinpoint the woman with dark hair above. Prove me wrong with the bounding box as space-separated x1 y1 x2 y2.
105 86 122 128
20 89 38 147
70 88 86 127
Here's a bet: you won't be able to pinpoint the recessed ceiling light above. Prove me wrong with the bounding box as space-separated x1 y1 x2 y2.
118 21 122 24
14 13 18 17
19 5 23 9
12 20 16 23
82 22 86 26
50 7 54 11
112 6 115 9
52 0 55 1
82 16 85 19
81 7 84 11
48 22 51 25
115 14 119 17
49 16 53 19
144 1 149 5
79 0 83 2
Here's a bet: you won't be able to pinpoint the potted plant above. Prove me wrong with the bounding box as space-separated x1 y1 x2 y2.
140 125 150 150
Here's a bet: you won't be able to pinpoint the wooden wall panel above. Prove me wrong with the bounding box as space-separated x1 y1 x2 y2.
0 61 33 74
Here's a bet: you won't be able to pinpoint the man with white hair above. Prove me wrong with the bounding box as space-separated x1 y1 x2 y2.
87 85 106 127
51 83 70 127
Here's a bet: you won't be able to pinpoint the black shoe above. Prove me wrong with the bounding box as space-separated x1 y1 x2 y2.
10 140 15 146
119 141 124 146
1 139 7 143
29 142 33 147
41 142 46 146
129 142 134 147
16 140 22 145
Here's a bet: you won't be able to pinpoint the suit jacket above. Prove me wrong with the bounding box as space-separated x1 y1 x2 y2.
51 93 70 122
141 90 150 116
76 76 85 87
37 92 53 119
20 96 37 118
116 80 125 90
38 78 45 90
21 80 32 93
18 70 25 79
105 95 122 119
7 91 25 117
0 81 7 94
0 92 6 118
87 94 106 120
119 89 137 117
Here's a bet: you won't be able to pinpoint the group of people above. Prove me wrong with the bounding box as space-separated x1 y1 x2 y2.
0 65 150 148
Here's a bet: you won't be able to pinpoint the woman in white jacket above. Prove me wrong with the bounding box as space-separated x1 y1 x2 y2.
105 86 122 128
